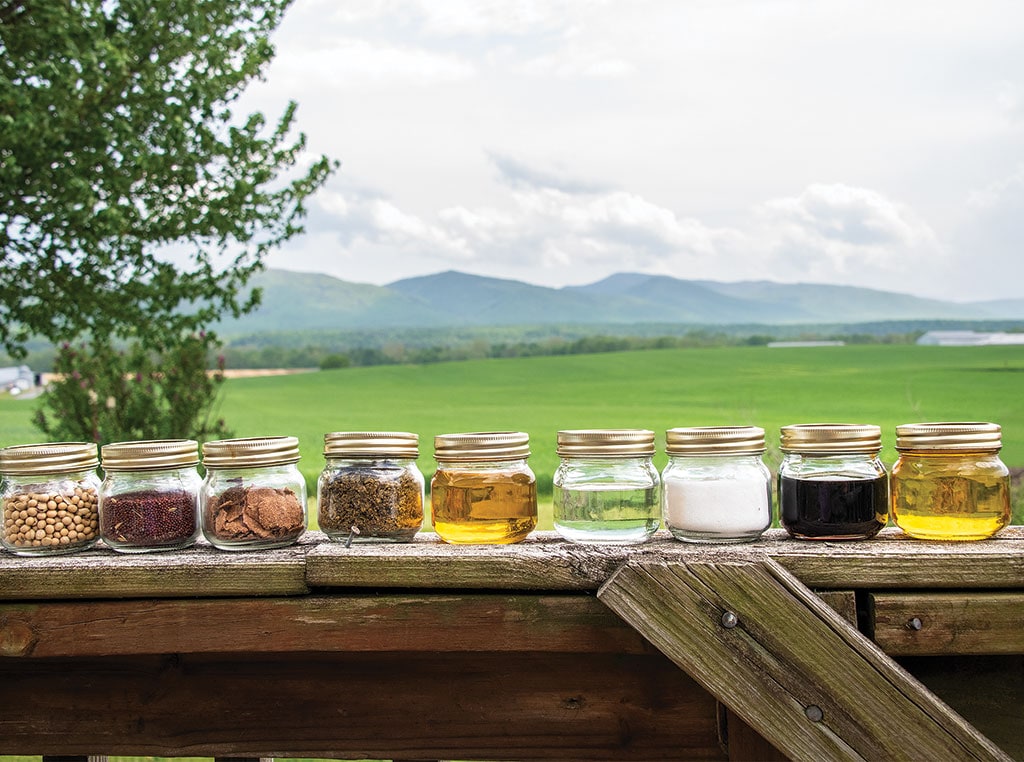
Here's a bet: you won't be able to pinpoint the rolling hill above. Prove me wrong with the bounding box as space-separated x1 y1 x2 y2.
213 268 1024 336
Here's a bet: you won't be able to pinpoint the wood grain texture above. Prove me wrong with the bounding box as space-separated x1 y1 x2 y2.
306 528 1024 592
598 558 1012 762
0 594 654 658
0 534 317 600
870 592 1024 655
0 652 726 759
2 528 1022 599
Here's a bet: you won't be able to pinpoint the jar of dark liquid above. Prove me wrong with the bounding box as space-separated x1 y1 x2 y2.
778 423 888 541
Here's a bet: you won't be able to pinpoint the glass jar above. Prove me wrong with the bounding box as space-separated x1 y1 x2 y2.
317 431 424 543
662 426 772 544
99 439 202 553
1 442 101 556
552 429 660 544
891 422 1010 541
778 423 888 541
431 431 537 544
200 436 307 550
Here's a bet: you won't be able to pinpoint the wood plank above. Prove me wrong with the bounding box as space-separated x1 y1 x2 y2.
598 558 1011 762
815 590 859 628
2 528 1022 599
0 652 726 760
0 535 316 600
0 594 653 658
870 592 1024 655
307 528 1024 592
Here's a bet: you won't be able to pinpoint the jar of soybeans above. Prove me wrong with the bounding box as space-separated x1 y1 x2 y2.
891 422 1010 541
318 431 424 543
552 429 660 544
662 426 772 543
431 431 537 544
99 439 202 553
1 442 101 556
778 424 888 541
200 436 307 550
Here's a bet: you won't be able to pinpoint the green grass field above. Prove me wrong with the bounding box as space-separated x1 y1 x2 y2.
3 344 1024 525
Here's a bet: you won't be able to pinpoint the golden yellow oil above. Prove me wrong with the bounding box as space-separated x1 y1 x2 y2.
891 454 1010 541
430 467 537 544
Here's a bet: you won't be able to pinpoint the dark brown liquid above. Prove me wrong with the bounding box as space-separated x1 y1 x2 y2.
780 475 888 540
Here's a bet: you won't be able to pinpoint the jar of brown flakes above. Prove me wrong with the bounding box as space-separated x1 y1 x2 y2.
1 442 101 556
317 431 424 543
200 436 307 550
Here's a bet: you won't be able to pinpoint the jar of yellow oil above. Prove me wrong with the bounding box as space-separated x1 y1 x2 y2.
891 422 1011 541
430 431 537 544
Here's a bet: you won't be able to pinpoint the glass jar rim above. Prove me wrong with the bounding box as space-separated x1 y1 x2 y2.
556 429 655 457
666 426 765 455
434 431 530 461
0 441 99 475
895 421 1001 451
780 423 882 454
101 439 200 471
323 431 419 458
202 436 301 468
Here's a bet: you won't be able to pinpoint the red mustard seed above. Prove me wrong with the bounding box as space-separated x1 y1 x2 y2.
100 489 198 548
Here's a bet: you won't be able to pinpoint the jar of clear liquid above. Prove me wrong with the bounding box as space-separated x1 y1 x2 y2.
553 429 660 544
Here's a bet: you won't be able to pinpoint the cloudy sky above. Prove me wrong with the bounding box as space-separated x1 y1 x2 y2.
239 0 1024 302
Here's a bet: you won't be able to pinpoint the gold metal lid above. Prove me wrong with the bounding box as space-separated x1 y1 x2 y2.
0 442 99 475
556 429 655 457
201 436 301 468
324 431 419 458
780 423 882 454
100 439 200 471
434 431 530 462
895 422 1002 452
666 426 766 455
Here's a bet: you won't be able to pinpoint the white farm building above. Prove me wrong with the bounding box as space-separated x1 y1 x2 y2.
917 331 1024 346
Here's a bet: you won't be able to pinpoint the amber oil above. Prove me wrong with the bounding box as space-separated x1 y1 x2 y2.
430 432 538 544
891 423 1011 541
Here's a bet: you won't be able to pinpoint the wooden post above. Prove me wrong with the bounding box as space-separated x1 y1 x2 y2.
598 558 1011 762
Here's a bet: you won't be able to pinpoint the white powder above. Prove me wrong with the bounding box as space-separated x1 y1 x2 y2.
664 477 771 535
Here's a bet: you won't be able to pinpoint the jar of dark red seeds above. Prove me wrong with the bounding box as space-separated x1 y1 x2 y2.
99 439 202 553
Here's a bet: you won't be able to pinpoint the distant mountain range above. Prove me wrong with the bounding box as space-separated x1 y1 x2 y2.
213 268 1024 336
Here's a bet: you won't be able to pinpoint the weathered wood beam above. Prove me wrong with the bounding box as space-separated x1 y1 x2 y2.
0 594 653 658
598 558 1011 762
870 592 1024 655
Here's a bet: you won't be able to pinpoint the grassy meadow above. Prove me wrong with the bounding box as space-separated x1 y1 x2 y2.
3 343 1024 526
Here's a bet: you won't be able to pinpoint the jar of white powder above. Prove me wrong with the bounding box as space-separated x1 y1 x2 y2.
662 426 772 543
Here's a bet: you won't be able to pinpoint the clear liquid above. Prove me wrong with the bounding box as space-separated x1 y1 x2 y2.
553 485 660 544
431 469 537 544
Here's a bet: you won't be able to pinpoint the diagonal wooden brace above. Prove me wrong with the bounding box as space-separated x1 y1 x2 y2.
598 558 1011 762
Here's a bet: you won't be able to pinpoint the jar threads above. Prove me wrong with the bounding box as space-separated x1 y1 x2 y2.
99 439 201 553
778 423 888 541
317 431 424 543
662 426 772 544
200 436 307 550
552 429 660 544
430 431 537 544
891 422 1010 541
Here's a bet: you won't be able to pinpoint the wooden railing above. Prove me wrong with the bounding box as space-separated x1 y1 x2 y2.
0 527 1021 761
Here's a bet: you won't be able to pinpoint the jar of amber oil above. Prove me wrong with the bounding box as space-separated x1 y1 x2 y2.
430 431 537 544
892 422 1010 541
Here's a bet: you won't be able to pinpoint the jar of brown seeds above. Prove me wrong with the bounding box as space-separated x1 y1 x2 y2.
1 442 101 556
